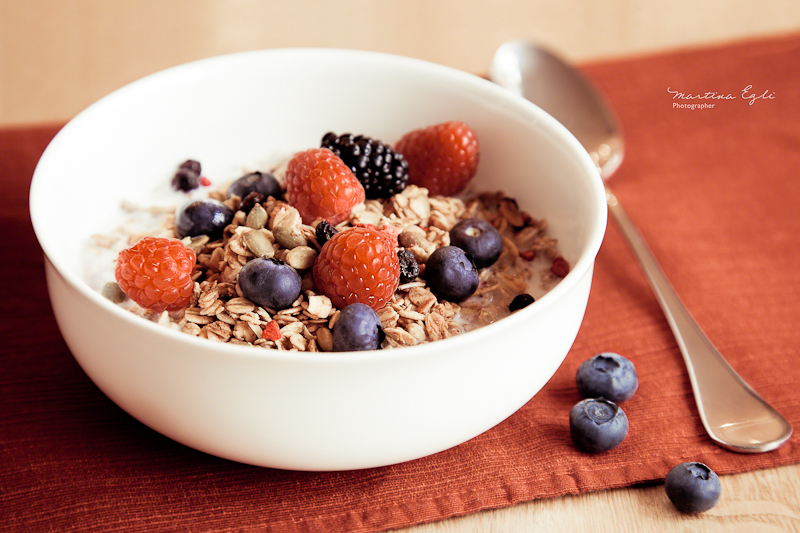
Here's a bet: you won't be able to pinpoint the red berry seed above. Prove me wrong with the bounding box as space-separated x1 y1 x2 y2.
262 320 282 341
550 256 570 278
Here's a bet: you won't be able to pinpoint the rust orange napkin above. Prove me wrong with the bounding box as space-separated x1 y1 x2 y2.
2 31 799 533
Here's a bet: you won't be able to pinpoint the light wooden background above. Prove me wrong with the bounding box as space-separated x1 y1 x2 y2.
3 1 800 531
2 0 800 126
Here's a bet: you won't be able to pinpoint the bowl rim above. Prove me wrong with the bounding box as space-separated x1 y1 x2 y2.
30 47 608 364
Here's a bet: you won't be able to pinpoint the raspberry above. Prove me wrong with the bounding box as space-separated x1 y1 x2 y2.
321 132 409 199
284 148 365 225
353 222 399 249
312 225 400 310
377 224 400 249
114 236 196 313
394 121 479 196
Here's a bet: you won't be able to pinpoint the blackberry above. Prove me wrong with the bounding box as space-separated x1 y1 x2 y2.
171 159 202 192
397 249 420 283
321 132 409 199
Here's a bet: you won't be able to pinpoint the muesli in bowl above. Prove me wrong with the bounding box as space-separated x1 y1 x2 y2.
30 48 606 470
99 123 569 353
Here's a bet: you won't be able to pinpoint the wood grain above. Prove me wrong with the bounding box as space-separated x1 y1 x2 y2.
394 464 800 532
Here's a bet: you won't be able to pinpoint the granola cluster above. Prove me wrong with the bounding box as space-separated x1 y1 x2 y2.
104 184 562 352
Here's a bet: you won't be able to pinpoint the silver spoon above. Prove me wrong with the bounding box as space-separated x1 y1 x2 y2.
489 40 792 453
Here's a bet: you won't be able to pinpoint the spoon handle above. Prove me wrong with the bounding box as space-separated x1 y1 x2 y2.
604 185 792 452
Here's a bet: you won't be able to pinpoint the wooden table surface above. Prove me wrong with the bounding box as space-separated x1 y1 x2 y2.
3 2 800 532
396 466 800 532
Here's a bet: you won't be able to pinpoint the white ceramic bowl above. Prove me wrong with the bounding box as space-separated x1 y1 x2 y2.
30 48 606 471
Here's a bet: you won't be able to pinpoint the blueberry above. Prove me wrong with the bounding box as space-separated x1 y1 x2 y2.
509 293 535 312
227 171 282 200
171 159 202 192
665 462 721 513
424 246 479 302
449 217 503 269
237 257 302 310
332 303 385 351
576 353 639 402
569 398 629 453
175 199 234 241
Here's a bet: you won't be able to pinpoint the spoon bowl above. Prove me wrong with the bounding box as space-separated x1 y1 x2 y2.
490 41 624 178
489 41 792 453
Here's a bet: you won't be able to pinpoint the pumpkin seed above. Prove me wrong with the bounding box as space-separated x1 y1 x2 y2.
182 234 210 253
243 230 274 258
274 225 307 249
245 203 268 229
286 246 317 270
315 327 333 352
101 282 127 304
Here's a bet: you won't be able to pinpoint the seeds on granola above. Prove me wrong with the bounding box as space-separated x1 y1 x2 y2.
107 167 563 353
273 224 308 249
286 246 317 271
101 281 127 304
245 203 268 229
243 229 275 258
